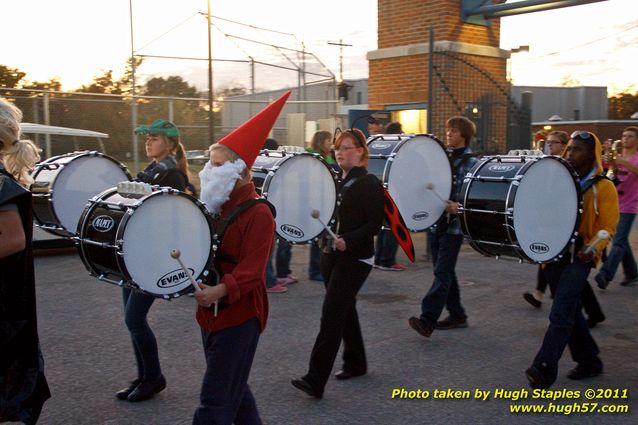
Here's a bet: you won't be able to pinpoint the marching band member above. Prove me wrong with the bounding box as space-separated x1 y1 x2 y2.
0 98 51 424
291 128 384 399
192 92 290 424
408 116 478 338
526 130 618 389
114 119 191 402
595 126 638 288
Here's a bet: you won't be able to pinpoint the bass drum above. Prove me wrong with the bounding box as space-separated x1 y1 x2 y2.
252 151 339 244
460 155 582 263
367 134 452 231
31 151 132 237
77 186 214 298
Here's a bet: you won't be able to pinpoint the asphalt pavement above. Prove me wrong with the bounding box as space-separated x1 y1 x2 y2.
33 232 637 425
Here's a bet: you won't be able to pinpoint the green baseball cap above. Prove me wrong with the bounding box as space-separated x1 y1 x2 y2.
134 119 180 138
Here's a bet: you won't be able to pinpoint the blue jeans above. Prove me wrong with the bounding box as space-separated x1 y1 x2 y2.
532 258 602 388
599 213 637 281
193 318 261 425
374 229 399 266
420 229 465 326
309 241 322 279
275 240 292 278
265 252 276 288
122 288 162 380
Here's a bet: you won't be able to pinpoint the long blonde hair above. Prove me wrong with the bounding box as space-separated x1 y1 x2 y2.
0 98 41 186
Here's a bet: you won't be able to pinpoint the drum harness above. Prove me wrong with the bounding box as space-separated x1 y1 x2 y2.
435 151 475 228
205 198 276 311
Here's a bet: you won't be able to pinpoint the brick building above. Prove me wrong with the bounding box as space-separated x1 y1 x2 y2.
367 0 511 152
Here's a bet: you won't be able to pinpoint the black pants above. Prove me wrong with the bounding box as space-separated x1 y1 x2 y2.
303 254 372 392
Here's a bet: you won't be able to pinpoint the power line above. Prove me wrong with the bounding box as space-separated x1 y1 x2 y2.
531 23 638 59
136 13 200 52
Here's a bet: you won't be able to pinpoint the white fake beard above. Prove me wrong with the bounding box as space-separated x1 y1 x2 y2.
199 159 246 214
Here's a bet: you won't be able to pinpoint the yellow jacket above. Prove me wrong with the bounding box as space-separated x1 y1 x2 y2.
565 134 619 265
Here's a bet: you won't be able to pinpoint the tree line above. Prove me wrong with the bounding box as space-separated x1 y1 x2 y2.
0 59 246 157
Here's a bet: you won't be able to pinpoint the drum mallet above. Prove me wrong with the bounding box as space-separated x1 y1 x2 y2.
426 182 448 205
311 209 338 239
170 249 218 316
583 230 610 255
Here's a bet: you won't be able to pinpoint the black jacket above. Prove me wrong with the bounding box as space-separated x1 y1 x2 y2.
335 166 384 259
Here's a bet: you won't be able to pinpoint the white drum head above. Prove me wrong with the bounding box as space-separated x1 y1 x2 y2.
53 155 130 234
122 194 211 296
387 135 452 231
513 157 579 262
264 154 337 243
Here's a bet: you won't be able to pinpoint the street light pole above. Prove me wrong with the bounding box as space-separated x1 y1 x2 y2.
207 0 215 146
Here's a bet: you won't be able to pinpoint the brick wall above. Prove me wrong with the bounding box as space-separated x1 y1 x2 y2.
377 0 501 49
370 0 509 152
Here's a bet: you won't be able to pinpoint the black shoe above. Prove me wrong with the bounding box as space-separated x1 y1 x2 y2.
115 378 141 400
334 369 366 380
595 273 609 290
567 366 602 380
523 292 542 308
127 375 166 402
408 317 434 338
620 276 638 286
436 316 468 330
587 313 606 328
291 378 322 399
525 367 551 390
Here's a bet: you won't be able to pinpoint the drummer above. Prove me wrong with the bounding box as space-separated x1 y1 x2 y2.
408 116 478 339
526 131 618 389
134 119 194 194
114 119 191 402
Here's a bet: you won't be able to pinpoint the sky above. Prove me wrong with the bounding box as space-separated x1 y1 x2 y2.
4 0 637 95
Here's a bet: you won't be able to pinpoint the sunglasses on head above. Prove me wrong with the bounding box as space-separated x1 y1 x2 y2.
571 131 593 141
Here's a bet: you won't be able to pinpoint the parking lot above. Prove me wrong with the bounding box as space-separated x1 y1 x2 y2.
34 232 637 425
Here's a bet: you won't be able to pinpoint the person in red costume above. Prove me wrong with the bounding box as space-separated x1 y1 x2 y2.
192 92 290 425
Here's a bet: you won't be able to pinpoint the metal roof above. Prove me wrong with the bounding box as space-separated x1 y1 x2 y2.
20 123 109 138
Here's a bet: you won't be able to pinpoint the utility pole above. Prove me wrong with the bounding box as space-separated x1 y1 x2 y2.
327 39 352 82
207 0 215 146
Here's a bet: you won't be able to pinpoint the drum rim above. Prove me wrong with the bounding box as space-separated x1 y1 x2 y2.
31 151 132 236
461 155 583 263
117 188 215 298
257 151 340 244
368 133 452 232
78 187 215 299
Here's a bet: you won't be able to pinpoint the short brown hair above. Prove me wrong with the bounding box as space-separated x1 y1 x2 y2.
334 128 369 167
446 116 476 146
548 130 569 144
623 126 638 138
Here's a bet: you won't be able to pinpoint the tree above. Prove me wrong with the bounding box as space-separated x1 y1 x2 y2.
559 74 581 87
0 65 26 88
143 76 199 98
608 87 638 120
78 70 121 94
217 85 248 98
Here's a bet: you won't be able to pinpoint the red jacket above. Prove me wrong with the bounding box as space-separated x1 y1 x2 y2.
196 182 274 333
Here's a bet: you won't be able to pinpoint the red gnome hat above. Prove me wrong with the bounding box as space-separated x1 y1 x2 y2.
217 90 291 169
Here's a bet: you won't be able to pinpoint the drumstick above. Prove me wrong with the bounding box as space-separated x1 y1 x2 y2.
583 230 610 255
426 182 448 205
310 209 338 239
170 249 218 316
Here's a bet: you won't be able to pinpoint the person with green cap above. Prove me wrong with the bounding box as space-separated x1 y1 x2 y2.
114 119 191 403
133 119 194 193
